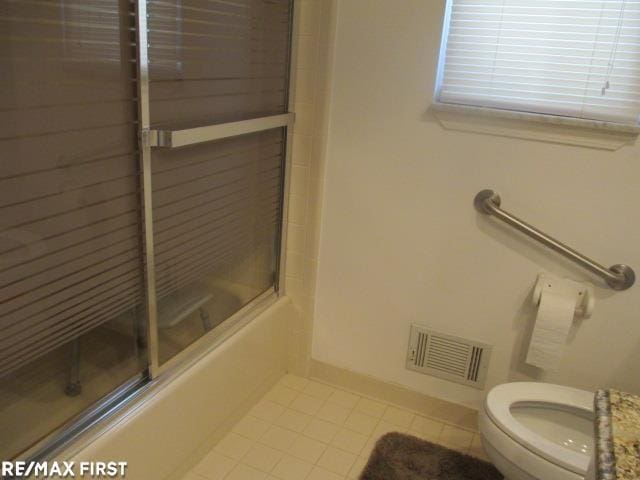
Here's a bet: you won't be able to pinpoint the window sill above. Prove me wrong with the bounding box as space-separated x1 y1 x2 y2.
430 102 639 151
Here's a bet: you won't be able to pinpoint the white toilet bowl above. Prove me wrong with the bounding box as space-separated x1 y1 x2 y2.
479 382 594 480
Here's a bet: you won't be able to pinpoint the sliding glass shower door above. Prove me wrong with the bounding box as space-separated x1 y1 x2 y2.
0 0 146 460
151 132 286 364
0 0 292 460
145 0 291 365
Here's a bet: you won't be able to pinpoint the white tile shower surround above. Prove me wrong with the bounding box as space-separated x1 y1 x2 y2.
180 375 486 480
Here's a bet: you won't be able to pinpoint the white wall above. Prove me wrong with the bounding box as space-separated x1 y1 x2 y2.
314 0 640 409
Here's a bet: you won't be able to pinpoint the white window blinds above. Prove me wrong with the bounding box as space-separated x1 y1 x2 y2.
436 0 640 125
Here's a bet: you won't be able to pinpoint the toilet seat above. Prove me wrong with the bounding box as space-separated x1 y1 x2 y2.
484 382 593 475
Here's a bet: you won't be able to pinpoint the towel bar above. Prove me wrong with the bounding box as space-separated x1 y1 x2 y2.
145 113 295 148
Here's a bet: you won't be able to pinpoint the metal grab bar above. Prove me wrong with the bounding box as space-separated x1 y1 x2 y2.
474 189 635 290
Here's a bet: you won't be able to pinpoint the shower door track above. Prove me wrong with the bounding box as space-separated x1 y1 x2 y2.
15 375 149 466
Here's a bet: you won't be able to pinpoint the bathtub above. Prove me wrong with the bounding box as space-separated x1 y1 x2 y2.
57 296 297 480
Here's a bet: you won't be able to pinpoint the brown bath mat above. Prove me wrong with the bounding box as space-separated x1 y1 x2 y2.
360 432 502 480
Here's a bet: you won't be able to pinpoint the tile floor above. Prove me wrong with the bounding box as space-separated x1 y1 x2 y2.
182 375 488 480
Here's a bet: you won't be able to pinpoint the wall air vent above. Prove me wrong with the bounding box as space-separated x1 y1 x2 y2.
406 325 491 389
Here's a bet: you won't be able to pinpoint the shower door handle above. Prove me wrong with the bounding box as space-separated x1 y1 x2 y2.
145 113 295 149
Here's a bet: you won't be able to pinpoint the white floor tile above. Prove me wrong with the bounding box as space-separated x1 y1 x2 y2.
330 428 368 455
347 456 368 479
316 402 351 425
438 424 474 452
354 398 387 418
226 463 267 480
290 393 325 416
468 433 489 460
190 375 486 480
242 443 283 473
259 425 299 452
382 406 415 429
343 411 378 436
278 374 310 392
251 400 287 423
289 435 327 463
233 415 272 441
214 433 254 460
326 389 360 409
193 450 237 479
274 408 313 433
307 466 345 480
370 420 404 439
410 415 444 441
359 437 378 459
316 446 356 476
302 381 335 400
265 385 300 407
181 473 205 480
303 418 340 443
271 454 314 480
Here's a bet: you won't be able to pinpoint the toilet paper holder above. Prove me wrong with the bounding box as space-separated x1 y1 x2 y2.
532 273 595 319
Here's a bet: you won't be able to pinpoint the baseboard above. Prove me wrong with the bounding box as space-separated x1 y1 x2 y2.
309 360 478 431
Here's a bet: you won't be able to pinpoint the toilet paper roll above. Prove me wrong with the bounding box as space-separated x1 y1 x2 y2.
525 287 577 371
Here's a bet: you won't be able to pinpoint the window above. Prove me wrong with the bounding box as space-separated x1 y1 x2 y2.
435 0 640 126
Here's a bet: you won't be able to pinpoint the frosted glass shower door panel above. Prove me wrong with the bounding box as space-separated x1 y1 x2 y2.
147 0 291 129
0 0 146 459
152 131 285 363
146 0 292 363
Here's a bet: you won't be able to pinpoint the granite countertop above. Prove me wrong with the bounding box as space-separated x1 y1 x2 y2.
595 389 640 480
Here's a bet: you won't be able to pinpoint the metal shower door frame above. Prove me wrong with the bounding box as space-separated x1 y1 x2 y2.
134 0 295 379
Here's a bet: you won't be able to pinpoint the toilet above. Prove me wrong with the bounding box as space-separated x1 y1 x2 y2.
479 382 595 480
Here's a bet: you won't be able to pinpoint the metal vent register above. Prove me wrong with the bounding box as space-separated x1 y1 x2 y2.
406 325 491 389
